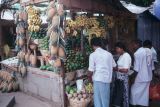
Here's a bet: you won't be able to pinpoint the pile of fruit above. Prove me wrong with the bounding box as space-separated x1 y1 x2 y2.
39 36 49 50
30 28 47 39
0 71 19 93
64 51 86 72
65 85 93 107
85 83 93 94
27 5 42 32
39 64 56 72
65 16 106 38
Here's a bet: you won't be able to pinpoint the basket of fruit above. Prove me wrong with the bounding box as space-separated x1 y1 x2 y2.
65 84 93 107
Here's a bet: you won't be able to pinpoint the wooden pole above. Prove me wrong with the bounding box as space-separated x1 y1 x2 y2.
81 27 84 54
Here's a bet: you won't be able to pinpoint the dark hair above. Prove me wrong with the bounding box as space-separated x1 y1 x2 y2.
91 37 101 47
115 42 126 51
132 39 142 47
143 40 152 48
101 38 108 50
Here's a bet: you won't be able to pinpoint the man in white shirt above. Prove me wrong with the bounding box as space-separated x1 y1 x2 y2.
151 47 158 63
130 40 153 107
88 37 116 107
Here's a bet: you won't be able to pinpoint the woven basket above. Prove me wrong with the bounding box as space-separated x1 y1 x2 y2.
65 72 76 81
69 98 91 107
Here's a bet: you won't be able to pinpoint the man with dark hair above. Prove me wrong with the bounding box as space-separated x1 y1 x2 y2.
143 40 152 49
88 37 116 107
130 40 153 107
132 39 142 52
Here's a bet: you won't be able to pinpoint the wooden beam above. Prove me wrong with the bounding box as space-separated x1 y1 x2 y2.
21 0 48 6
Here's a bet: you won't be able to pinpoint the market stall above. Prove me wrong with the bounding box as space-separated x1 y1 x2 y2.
0 0 137 107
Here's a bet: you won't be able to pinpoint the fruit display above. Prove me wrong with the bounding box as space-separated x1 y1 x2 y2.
39 36 49 50
39 64 55 71
65 16 106 38
0 71 19 93
14 6 28 52
30 28 47 39
27 5 42 32
65 84 93 107
64 34 92 73
85 83 93 94
46 1 65 50
64 51 86 72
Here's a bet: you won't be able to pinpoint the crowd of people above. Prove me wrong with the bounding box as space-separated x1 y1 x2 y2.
88 37 157 107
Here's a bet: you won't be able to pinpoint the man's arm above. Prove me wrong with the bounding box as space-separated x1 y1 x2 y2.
88 54 95 82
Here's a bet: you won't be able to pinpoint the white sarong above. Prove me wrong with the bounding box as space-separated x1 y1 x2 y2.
130 82 150 106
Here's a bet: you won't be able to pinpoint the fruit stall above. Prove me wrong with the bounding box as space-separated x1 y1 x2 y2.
0 0 136 107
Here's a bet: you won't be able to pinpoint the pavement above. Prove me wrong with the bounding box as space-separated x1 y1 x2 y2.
0 92 52 107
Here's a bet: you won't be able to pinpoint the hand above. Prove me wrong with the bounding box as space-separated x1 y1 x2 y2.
87 71 93 82
129 71 138 85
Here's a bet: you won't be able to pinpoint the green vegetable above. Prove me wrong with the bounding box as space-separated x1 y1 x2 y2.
65 85 71 93
40 65 47 70
46 66 54 71
69 89 74 94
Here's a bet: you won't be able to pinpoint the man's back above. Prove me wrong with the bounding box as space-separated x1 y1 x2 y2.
134 47 152 82
89 48 116 83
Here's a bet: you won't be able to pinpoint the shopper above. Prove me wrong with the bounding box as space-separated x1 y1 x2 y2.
88 37 116 107
130 40 153 107
112 42 131 107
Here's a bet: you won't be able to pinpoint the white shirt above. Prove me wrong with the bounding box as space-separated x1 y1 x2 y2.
88 48 116 83
117 52 132 79
134 47 153 82
117 52 132 69
151 47 157 70
151 47 157 62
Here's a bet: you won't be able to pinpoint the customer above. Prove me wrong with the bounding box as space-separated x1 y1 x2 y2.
88 37 116 107
112 42 131 107
130 40 153 107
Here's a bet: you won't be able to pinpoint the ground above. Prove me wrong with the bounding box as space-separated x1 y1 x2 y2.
0 92 52 107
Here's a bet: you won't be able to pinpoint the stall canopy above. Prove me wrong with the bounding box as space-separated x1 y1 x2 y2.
58 0 135 18
121 0 160 21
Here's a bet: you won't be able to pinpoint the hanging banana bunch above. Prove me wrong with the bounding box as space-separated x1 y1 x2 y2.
27 5 42 32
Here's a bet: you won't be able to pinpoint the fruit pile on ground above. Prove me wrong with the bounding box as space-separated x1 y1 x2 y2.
0 71 19 93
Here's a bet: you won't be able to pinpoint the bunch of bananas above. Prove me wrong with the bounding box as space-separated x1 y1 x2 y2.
75 15 89 27
88 18 100 28
27 5 42 32
66 20 77 28
85 83 93 94
88 27 105 37
65 16 106 38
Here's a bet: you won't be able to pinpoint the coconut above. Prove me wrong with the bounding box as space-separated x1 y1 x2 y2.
82 94 87 99
58 47 66 58
54 59 61 67
78 94 82 99
73 93 78 97
68 94 73 99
